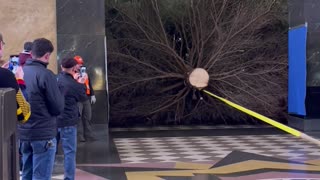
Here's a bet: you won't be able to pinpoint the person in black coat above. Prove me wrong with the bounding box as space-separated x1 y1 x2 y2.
57 57 87 180
19 38 64 180
0 67 19 91
0 32 31 173
0 33 30 122
0 67 30 121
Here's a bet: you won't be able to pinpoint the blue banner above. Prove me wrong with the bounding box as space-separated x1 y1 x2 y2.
288 25 307 116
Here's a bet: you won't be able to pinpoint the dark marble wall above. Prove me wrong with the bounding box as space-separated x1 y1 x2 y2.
304 0 320 87
289 0 305 27
289 0 320 118
289 0 320 86
56 0 108 124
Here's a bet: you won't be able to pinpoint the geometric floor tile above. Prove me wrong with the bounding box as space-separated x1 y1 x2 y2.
114 135 320 163
125 151 320 180
22 125 319 180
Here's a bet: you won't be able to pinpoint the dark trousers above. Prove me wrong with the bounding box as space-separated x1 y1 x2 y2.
78 99 94 139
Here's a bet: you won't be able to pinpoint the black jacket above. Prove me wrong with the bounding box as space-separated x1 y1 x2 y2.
0 67 19 91
0 67 31 123
18 60 64 141
57 72 87 127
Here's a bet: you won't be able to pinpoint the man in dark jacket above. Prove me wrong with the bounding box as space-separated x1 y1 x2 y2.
19 38 64 180
57 57 87 180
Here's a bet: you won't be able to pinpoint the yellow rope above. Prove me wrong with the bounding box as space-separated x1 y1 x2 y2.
203 90 301 137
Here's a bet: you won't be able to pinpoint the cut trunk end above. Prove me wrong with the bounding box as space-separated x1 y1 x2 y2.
188 68 209 90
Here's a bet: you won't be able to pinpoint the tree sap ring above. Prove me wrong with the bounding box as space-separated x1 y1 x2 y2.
188 68 209 90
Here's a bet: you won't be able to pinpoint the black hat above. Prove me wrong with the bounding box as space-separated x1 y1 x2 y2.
23 42 33 52
61 58 77 68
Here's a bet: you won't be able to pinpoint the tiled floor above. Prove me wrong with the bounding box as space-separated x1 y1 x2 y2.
41 125 320 179
114 135 320 163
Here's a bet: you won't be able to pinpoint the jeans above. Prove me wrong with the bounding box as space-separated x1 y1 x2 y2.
19 140 23 171
20 138 57 180
58 126 77 180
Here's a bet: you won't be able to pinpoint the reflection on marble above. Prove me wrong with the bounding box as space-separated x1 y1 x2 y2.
288 0 305 27
56 0 105 35
0 0 58 72
303 0 320 32
307 51 320 86
304 1 320 87
57 35 106 91
290 0 320 87
91 90 109 124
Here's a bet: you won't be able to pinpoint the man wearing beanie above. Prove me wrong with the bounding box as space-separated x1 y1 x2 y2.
19 42 33 67
57 57 87 180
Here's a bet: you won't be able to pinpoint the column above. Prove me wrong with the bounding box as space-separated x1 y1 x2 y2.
56 0 108 124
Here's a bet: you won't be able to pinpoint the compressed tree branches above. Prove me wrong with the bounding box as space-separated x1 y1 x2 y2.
106 0 288 126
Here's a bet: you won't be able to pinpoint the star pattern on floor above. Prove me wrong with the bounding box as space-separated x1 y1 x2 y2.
124 151 320 180
49 169 108 180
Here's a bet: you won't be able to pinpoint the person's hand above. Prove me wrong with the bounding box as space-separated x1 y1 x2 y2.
74 73 88 84
1 61 9 69
1 62 24 79
15 66 24 79
78 77 86 84
91 95 96 104
73 72 81 80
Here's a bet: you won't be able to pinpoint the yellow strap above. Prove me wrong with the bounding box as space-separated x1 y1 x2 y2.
17 107 22 115
203 90 301 137
21 111 31 123
16 89 31 123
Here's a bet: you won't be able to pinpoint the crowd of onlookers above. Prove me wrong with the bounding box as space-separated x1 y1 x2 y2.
0 33 97 180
